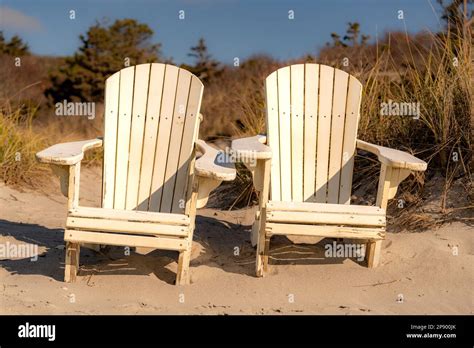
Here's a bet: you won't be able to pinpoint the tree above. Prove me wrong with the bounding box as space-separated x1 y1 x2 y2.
344 22 360 46
437 0 473 38
329 32 347 47
184 38 221 83
326 22 370 48
46 19 162 103
0 31 30 56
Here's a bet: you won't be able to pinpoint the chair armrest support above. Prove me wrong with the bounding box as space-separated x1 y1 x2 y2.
195 139 236 208
231 135 272 246
231 135 272 192
36 138 103 166
36 138 101 208
356 139 427 171
357 140 428 209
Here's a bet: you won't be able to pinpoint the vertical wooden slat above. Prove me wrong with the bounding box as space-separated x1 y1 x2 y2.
149 65 179 212
315 65 334 203
160 70 192 213
114 66 135 209
290 64 304 202
338 75 362 204
125 64 150 210
265 71 281 201
102 71 120 208
303 64 319 202
172 77 203 213
137 63 166 211
327 69 349 203
277 67 292 202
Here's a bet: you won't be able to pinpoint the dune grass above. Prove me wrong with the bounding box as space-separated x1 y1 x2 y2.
0 99 48 186
0 23 470 229
227 26 471 225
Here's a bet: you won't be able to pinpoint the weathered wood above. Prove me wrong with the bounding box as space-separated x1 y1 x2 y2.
64 230 187 251
66 217 189 237
172 77 204 214
366 163 394 268
357 140 427 171
36 138 102 166
277 66 292 201
64 242 80 283
231 135 272 160
69 206 190 225
68 163 80 210
161 69 192 213
303 63 319 202
267 210 386 227
230 63 428 275
315 65 334 203
50 164 69 198
266 223 385 240
36 63 237 285
256 208 268 277
267 201 384 215
176 244 192 285
327 69 349 203
376 163 392 210
366 240 382 268
102 70 120 209
176 177 199 285
114 66 135 210
290 64 304 202
338 76 362 204
126 64 150 210
136 63 166 211
149 65 179 212
265 70 281 201
195 140 236 181
255 158 271 276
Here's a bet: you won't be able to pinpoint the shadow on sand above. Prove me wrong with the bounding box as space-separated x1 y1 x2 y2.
0 215 365 285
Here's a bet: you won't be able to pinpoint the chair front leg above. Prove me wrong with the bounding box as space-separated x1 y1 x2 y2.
256 207 270 277
253 159 271 276
64 242 80 282
366 163 412 268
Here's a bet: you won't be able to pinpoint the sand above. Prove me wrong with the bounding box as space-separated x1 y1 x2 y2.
0 167 472 314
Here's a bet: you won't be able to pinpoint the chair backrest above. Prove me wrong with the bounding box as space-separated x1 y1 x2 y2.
265 63 362 204
102 63 204 214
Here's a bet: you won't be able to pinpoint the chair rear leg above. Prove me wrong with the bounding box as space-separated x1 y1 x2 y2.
64 242 80 282
176 245 192 285
366 240 382 268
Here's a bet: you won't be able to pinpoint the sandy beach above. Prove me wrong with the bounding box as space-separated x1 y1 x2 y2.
0 166 472 315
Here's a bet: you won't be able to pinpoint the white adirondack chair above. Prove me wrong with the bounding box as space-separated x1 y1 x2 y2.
37 63 236 285
232 63 427 276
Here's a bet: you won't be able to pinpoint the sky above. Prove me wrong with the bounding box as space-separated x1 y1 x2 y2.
0 0 444 65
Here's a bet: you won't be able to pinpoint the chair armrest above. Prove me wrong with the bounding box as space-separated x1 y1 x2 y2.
356 139 427 171
36 138 103 166
195 139 236 181
231 135 272 160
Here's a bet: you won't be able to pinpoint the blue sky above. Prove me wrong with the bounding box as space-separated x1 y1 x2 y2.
1 0 443 64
